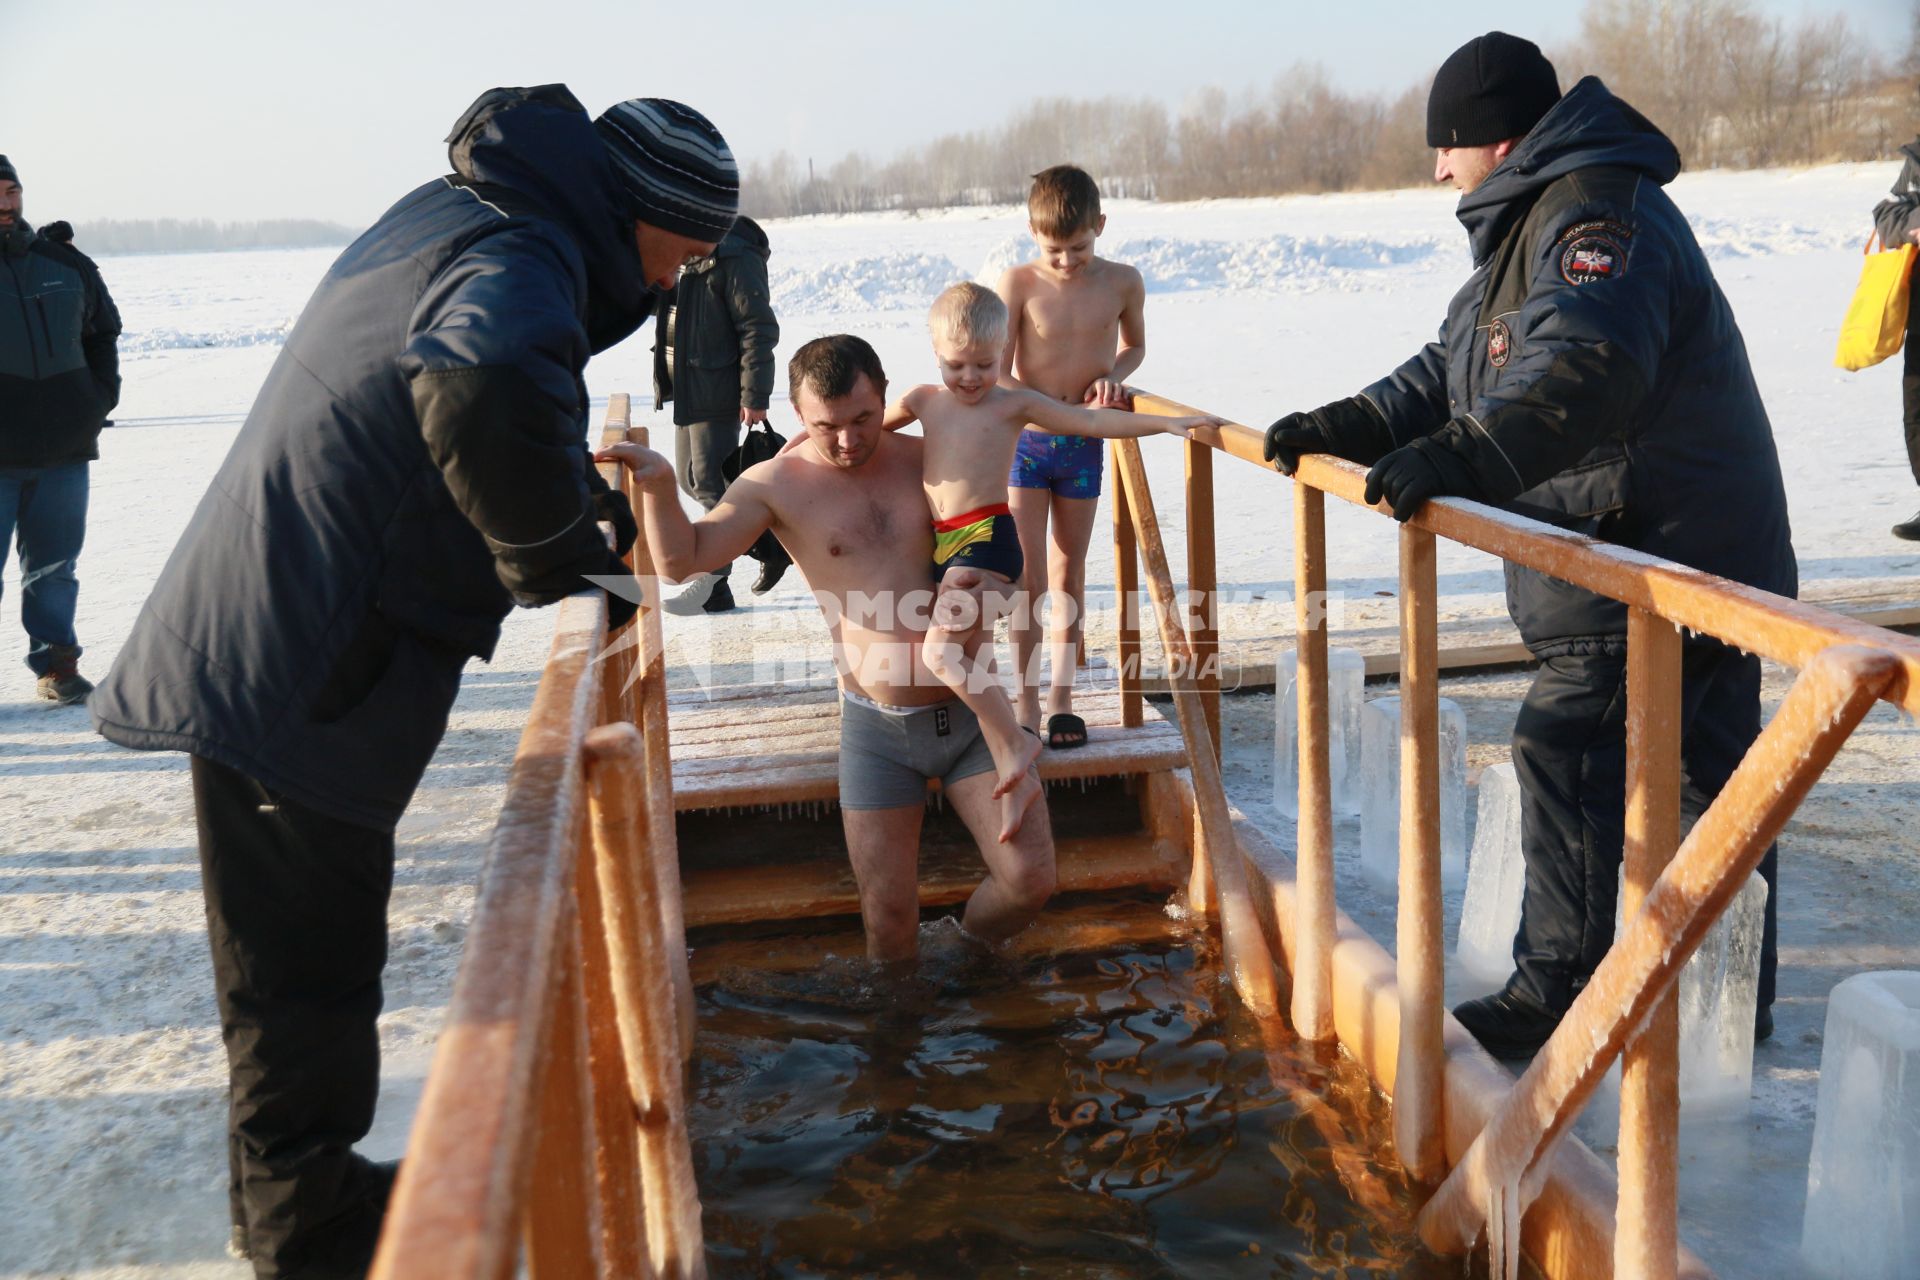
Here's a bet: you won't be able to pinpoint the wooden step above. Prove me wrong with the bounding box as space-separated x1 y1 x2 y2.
681 831 1185 928
667 687 1186 811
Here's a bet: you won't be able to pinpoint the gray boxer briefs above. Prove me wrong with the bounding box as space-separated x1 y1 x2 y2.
838 691 998 810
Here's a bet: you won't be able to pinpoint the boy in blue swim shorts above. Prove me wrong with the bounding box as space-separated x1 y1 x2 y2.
882 283 1213 844
996 166 1151 749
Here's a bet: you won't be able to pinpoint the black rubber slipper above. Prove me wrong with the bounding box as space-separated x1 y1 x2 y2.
1045 712 1089 750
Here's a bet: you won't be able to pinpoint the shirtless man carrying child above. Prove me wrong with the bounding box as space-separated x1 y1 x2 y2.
884 282 1215 843
996 165 1150 749
599 335 1056 965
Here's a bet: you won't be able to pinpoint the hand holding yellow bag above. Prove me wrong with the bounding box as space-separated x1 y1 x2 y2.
1835 233 1917 371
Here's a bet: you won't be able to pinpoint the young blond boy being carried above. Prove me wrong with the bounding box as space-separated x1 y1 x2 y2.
996 165 1147 750
892 282 1214 842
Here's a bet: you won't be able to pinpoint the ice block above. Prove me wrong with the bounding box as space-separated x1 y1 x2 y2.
1357 694 1467 896
1455 761 1525 990
1272 646 1366 819
1800 970 1920 1280
1585 869 1769 1134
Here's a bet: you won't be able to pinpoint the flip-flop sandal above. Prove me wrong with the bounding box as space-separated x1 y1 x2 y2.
1045 712 1089 750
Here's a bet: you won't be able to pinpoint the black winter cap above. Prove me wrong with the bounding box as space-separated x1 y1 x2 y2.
1426 32 1561 148
0 155 17 185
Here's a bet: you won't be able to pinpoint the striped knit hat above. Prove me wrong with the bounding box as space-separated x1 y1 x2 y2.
595 99 738 242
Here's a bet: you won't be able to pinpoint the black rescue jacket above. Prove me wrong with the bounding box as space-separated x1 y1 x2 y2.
93 85 655 830
651 215 777 425
1363 77 1797 656
0 220 122 467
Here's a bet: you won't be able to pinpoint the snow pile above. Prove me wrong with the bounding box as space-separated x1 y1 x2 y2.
772 252 969 314
1115 233 1448 294
1688 215 1863 260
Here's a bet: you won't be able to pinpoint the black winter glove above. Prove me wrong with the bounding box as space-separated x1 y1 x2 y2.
592 488 639 558
41 220 74 246
597 550 640 631
1362 437 1488 522
1262 396 1396 475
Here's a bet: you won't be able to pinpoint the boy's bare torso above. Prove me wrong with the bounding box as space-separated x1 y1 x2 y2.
1005 258 1139 401
746 434 952 706
907 385 1029 523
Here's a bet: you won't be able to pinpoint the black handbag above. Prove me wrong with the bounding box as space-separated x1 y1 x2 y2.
722 420 793 570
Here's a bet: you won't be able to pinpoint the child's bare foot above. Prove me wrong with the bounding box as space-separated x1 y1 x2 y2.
997 768 1044 843
990 728 1044 799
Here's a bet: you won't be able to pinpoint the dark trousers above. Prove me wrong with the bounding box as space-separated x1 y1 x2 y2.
674 419 739 578
192 755 397 1279
1508 641 1779 1016
1903 301 1920 485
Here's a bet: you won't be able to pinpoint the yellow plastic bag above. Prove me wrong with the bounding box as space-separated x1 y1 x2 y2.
1835 234 1917 371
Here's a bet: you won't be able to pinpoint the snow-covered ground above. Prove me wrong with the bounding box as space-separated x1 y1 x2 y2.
3 163 1917 1278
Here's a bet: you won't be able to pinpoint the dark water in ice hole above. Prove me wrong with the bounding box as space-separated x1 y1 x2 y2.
688 899 1517 1278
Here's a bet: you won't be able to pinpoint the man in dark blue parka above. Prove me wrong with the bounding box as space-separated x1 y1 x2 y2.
91 87 738 1277
1265 34 1796 1058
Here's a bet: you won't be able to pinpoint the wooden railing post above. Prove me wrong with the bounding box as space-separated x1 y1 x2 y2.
585 725 705 1280
621 423 695 1054
1394 523 1446 1181
1113 439 1279 1018
524 913 605 1280
1111 440 1143 730
1184 436 1221 758
573 836 653 1278
1291 482 1336 1041
1618 608 1684 1278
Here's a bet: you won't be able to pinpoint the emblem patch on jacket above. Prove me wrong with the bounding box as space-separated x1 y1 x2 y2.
1487 318 1513 368
1556 220 1631 286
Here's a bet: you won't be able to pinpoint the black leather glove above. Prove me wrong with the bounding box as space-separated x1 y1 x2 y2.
1362 437 1487 522
596 550 640 630
1262 396 1395 475
592 488 639 558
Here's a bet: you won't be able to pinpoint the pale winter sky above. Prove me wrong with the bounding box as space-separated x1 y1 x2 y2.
9 0 1910 225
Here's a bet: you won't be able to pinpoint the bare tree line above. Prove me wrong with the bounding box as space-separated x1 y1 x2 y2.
743 0 1919 219
69 218 357 255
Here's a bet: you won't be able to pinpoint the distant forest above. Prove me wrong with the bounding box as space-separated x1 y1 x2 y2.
71 218 355 255
742 0 1920 218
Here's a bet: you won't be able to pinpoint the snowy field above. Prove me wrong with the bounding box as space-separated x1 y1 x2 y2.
3 163 1919 1277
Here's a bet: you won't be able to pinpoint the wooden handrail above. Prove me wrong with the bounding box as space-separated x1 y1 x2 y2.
1113 438 1279 1019
1128 393 1920 716
1417 646 1898 1260
371 594 608 1280
1116 386 1920 1275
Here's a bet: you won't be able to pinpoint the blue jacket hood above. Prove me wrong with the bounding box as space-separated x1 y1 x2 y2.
446 84 652 349
1456 77 1681 264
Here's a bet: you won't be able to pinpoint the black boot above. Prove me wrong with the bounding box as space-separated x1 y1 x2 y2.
1452 986 1563 1060
1894 509 1920 541
751 558 789 595
701 578 737 614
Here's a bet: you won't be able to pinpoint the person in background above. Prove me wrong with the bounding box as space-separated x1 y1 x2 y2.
1872 133 1920 540
0 154 122 705
652 212 779 613
91 88 736 1278
1263 32 1795 1058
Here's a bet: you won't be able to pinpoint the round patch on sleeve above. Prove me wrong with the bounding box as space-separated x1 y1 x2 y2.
1487 318 1512 368
1559 233 1625 286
